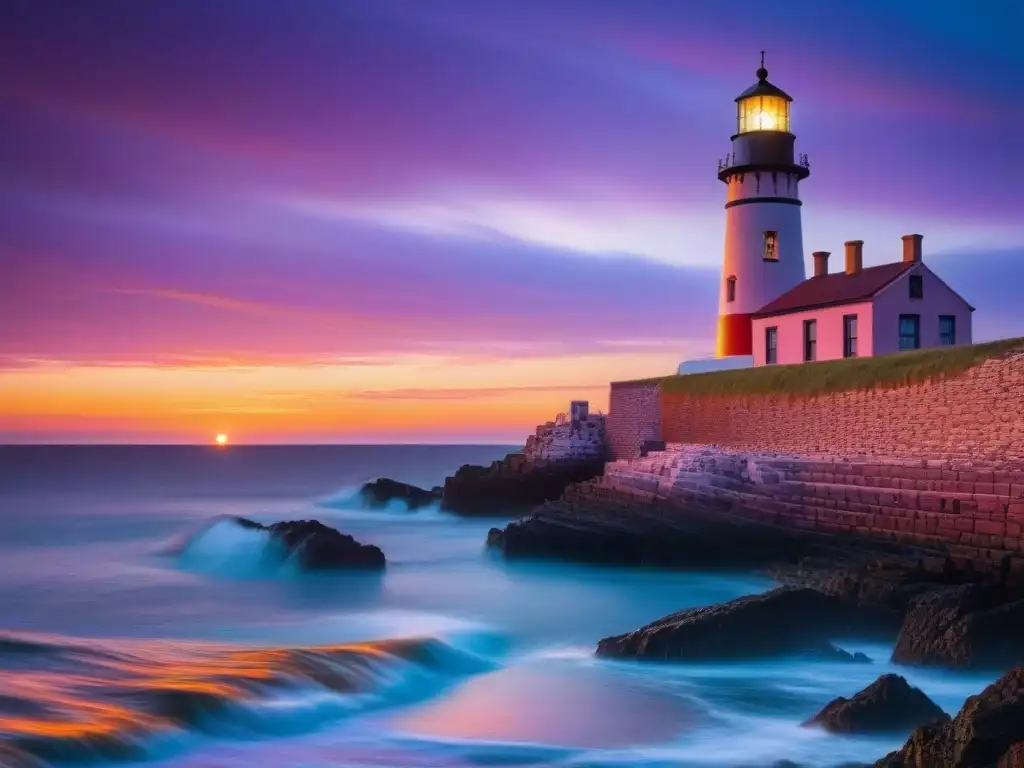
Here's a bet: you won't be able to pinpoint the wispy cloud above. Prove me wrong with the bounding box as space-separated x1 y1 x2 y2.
106 288 341 321
176 405 311 415
0 352 397 372
350 384 605 401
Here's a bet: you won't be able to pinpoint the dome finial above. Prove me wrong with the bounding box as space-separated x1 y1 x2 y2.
757 50 768 81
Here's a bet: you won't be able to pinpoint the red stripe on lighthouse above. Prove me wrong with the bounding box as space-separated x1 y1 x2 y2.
716 313 753 357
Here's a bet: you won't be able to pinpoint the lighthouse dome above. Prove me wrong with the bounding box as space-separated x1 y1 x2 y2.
735 68 793 103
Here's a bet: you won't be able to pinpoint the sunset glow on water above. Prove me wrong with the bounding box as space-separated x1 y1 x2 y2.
0 446 998 767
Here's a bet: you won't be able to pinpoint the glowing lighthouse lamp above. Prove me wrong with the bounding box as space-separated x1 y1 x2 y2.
677 53 809 375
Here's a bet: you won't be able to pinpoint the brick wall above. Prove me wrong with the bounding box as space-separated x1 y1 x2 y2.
660 351 1024 466
606 382 662 460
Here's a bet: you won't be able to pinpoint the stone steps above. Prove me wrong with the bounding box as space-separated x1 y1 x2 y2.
589 445 1024 569
608 449 1024 500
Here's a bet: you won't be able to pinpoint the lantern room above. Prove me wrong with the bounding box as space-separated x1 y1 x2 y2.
735 54 793 135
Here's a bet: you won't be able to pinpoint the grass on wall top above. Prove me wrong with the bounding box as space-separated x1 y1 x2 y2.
626 337 1024 398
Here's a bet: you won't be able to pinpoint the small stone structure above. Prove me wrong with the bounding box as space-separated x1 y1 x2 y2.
522 402 607 463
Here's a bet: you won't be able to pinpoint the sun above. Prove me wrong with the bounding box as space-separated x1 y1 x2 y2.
214 433 229 446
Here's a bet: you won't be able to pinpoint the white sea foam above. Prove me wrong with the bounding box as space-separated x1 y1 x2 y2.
315 484 448 521
161 516 297 578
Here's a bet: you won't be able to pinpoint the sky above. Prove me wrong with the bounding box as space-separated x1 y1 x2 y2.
1 0 1022 444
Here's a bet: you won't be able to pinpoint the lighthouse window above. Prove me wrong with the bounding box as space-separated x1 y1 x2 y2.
763 231 779 262
726 276 736 303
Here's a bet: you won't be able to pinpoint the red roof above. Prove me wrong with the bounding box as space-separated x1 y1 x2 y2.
753 262 912 318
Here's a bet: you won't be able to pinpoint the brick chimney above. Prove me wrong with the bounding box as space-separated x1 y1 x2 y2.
812 251 830 278
844 240 863 276
902 233 923 263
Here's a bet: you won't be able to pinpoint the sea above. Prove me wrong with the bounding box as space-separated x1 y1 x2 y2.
0 445 997 768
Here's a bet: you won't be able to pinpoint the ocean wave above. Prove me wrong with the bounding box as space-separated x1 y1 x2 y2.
315 485 446 521
156 515 298 578
0 630 493 767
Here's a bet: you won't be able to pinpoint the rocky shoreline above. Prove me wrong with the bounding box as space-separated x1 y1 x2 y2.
578 524 1024 765
440 455 605 516
356 441 1024 764
479 457 1024 765
358 456 606 517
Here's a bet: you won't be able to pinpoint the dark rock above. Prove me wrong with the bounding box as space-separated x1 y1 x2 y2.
488 491 932 579
826 646 874 663
234 517 385 571
486 528 504 548
998 743 1024 767
776 555 978 617
874 667 1024 767
358 478 440 511
804 674 948 734
890 584 1024 669
595 587 870 662
440 457 604 517
492 502 840 568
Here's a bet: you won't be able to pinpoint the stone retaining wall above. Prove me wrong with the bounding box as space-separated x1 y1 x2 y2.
659 351 1024 465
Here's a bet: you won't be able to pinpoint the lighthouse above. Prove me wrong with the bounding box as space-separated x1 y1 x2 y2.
716 54 810 358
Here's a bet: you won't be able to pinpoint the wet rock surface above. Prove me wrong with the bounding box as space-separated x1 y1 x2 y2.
803 674 948 734
358 478 440 510
874 667 1024 767
595 587 872 662
487 500 849 568
235 518 385 571
441 457 604 517
491 488 1024 670
890 584 1024 670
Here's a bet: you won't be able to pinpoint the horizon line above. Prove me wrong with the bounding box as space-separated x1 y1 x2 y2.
0 442 524 447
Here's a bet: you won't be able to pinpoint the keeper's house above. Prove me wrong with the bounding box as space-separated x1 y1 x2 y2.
750 235 974 367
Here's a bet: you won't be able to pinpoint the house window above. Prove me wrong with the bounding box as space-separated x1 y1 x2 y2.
763 231 779 262
843 315 858 358
909 274 923 299
939 315 956 345
899 314 920 351
765 326 778 365
803 319 817 362
726 276 736 303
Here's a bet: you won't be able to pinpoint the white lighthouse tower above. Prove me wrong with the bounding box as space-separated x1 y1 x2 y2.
716 54 810 358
